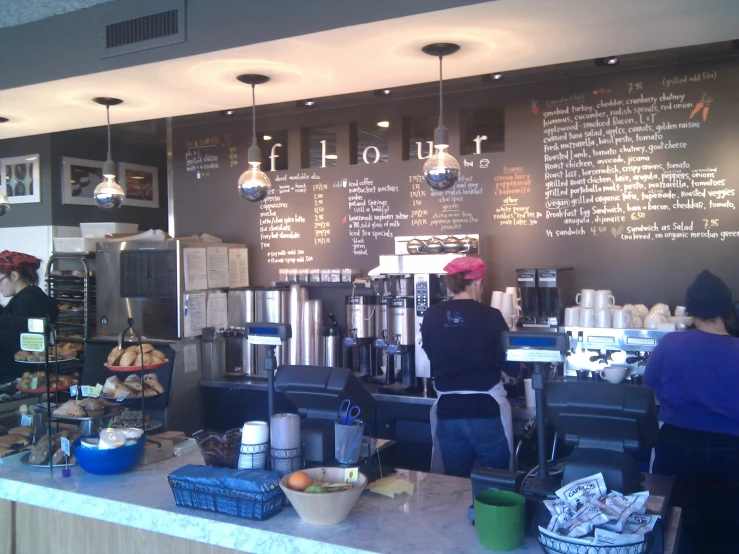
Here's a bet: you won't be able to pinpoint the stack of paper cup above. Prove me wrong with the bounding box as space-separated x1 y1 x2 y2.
524 379 536 408
239 421 269 469
270 413 302 477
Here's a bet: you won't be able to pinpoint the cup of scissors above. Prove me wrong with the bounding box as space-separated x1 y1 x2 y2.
335 399 364 464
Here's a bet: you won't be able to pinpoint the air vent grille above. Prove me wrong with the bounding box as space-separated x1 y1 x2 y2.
101 1 185 57
120 250 177 299
106 9 178 49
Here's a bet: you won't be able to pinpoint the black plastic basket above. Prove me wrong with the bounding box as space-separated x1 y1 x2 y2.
168 475 284 520
537 530 650 554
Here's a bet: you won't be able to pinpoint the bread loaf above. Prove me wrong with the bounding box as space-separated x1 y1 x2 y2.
107 346 124 365
9 426 34 439
144 374 164 394
119 351 137 367
123 374 143 392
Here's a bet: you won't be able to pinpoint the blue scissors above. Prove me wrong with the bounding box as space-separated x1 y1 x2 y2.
338 399 361 425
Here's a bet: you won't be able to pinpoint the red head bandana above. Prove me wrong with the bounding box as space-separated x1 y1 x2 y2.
0 250 41 276
443 257 486 280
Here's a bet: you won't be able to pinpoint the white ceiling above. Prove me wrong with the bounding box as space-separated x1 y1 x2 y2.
1 0 738 140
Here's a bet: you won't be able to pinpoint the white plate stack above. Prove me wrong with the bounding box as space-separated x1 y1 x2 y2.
238 421 269 470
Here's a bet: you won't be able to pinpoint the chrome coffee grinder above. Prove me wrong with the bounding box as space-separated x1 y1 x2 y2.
344 295 377 377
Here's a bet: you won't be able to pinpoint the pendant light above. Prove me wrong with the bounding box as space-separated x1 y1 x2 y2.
236 74 271 202
92 97 126 210
421 43 461 191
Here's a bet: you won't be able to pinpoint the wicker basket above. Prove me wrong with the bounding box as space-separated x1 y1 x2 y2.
168 467 284 521
538 529 650 554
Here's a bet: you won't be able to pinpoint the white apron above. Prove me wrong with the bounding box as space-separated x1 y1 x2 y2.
430 381 514 474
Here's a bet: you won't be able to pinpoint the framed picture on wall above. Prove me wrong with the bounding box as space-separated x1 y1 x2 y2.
118 162 159 208
61 157 105 206
1 154 40 204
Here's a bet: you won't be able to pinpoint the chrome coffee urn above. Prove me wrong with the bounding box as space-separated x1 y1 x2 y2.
344 295 377 376
379 296 417 394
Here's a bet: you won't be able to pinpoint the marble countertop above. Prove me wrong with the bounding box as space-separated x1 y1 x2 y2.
0 451 544 554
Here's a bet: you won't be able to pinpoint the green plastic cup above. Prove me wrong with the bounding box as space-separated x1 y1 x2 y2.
474 490 526 551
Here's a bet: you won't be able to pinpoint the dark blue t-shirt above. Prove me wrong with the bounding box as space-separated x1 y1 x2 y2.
421 299 518 419
644 329 739 437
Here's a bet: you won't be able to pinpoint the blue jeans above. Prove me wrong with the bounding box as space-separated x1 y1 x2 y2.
436 417 509 478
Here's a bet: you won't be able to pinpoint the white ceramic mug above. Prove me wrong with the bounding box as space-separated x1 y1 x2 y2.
594 290 615 309
600 365 629 384
491 291 504 310
594 308 612 328
612 309 631 329
631 314 643 329
674 306 687 317
576 289 595 309
579 308 595 327
564 307 580 327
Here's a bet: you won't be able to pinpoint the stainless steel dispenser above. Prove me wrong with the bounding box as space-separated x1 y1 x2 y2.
380 296 417 394
344 295 376 375
227 288 255 374
254 288 289 375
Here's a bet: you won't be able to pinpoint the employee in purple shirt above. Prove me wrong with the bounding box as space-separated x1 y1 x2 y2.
422 257 520 477
644 270 739 553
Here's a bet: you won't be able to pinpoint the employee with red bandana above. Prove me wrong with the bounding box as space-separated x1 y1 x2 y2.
422 257 520 477
0 251 59 381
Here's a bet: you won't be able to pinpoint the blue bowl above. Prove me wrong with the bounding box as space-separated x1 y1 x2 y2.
73 436 144 475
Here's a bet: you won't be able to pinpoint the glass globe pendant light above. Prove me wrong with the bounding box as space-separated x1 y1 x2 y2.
236 74 271 202
92 97 126 210
421 43 461 191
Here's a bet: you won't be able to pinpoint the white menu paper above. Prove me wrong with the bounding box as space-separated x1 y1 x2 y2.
207 247 230 289
183 291 207 337
183 343 198 374
228 248 250 288
183 248 208 291
206 291 228 330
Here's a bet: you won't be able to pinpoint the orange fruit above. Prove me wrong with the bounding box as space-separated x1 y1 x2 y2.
287 471 312 491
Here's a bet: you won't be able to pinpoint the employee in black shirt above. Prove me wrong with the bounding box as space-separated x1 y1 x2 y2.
422 257 518 477
0 251 59 382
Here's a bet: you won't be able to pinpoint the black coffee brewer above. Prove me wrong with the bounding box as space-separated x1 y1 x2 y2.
344 295 377 376
517 268 573 327
379 296 417 395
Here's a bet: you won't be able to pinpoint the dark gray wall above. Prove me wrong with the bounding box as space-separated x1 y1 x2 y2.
172 57 739 308
49 129 168 229
0 0 490 89
0 134 53 227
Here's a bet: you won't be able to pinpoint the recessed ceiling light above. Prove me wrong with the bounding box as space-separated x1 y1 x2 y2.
263 134 272 141
491 73 503 80
373 88 393 98
325 154 338 160
220 109 235 116
297 99 315 107
377 121 390 128
595 56 619 67
0 117 8 123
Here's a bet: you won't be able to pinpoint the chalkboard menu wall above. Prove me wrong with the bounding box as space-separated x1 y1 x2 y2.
173 59 739 307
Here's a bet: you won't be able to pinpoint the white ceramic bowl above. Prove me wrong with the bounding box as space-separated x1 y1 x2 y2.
279 467 367 525
644 314 667 330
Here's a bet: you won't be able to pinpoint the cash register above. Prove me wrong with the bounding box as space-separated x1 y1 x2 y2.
470 331 660 521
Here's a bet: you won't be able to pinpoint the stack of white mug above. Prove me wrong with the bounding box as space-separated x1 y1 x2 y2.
491 287 521 329
564 289 626 329
564 289 691 330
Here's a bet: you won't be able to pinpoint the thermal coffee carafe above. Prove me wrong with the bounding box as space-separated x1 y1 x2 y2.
324 313 342 368
373 296 391 384
379 296 417 395
344 295 377 376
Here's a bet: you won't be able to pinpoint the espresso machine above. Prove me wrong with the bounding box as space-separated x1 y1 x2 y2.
344 295 377 377
518 268 573 327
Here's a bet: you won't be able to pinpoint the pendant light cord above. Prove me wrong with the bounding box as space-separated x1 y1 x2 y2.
438 55 444 127
252 85 257 145
106 105 112 161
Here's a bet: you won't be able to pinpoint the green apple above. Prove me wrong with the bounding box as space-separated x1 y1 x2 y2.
304 484 326 494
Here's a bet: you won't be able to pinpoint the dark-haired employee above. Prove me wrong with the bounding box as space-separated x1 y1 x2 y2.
422 257 519 477
0 251 59 382
644 270 739 553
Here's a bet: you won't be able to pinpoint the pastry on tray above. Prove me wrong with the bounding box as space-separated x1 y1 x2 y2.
105 343 166 367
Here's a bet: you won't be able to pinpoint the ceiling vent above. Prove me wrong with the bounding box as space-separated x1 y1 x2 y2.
101 0 185 57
